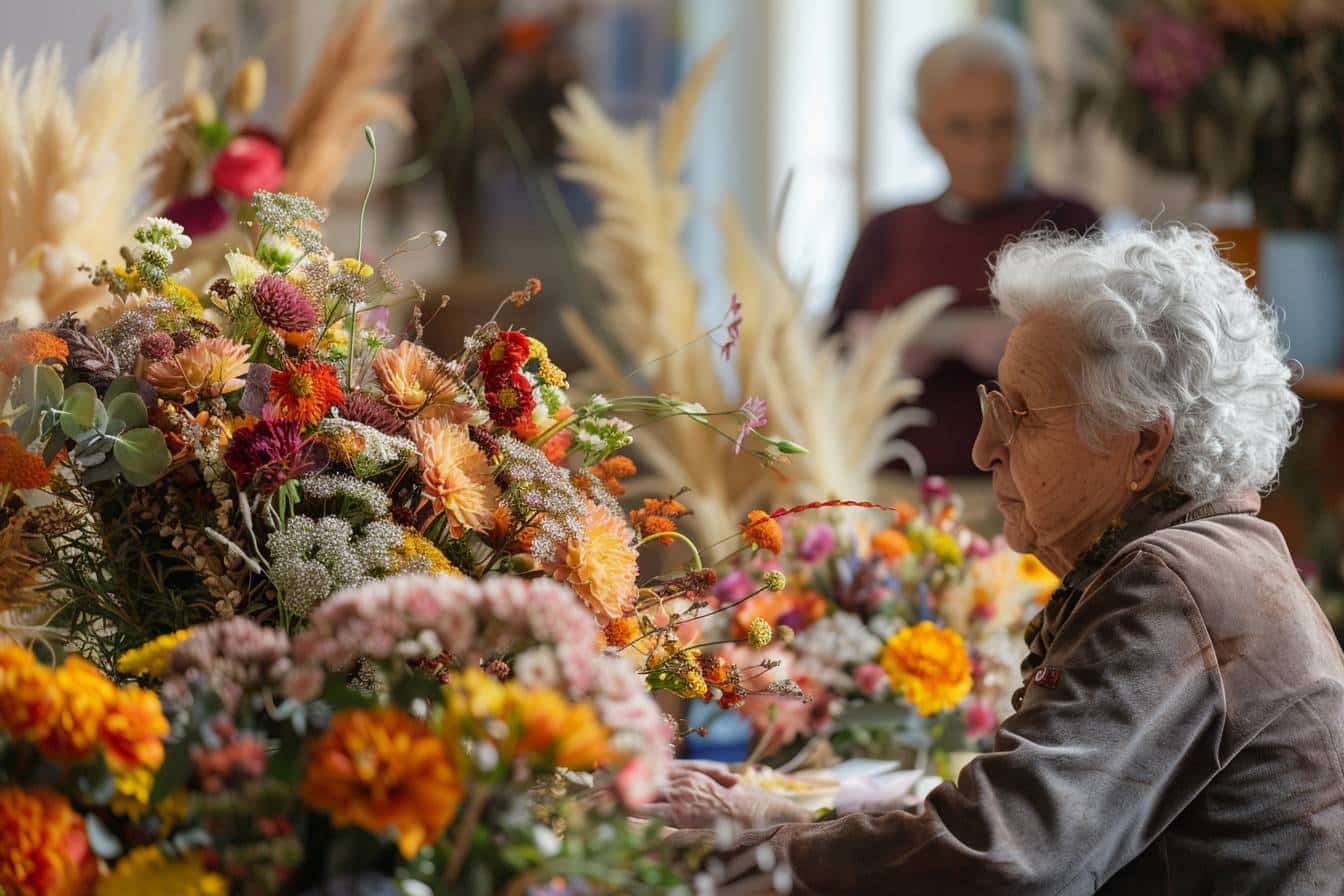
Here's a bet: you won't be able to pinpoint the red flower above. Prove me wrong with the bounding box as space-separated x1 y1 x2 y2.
479 330 530 379
224 416 327 493
484 369 536 432
161 192 230 238
269 359 344 426
211 135 285 200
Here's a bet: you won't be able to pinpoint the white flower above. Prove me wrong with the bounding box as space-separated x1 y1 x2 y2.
513 646 562 690
431 230 448 247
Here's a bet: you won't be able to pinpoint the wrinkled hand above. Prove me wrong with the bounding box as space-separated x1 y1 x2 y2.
642 761 812 830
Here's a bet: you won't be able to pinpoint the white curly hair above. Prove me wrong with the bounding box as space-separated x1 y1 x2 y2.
989 224 1300 503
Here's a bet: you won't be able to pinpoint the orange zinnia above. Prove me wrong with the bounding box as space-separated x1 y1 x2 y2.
740 510 784 555
300 707 461 858
270 359 344 426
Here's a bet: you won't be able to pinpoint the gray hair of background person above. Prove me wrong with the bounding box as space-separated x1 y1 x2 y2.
990 225 1300 504
914 20 1039 120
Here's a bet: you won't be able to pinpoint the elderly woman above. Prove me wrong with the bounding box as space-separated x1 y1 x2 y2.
832 21 1097 477
655 226 1344 894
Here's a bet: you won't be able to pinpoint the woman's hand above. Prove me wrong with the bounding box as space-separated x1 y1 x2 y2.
641 760 813 830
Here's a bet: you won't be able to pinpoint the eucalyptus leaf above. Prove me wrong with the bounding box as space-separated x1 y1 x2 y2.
106 391 149 429
103 375 139 403
42 432 64 465
59 383 99 436
18 363 64 409
113 427 171 485
80 459 125 484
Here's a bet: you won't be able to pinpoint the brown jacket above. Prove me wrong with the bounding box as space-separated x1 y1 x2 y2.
727 493 1344 894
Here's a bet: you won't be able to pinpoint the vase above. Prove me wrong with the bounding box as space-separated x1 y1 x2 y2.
1259 231 1344 370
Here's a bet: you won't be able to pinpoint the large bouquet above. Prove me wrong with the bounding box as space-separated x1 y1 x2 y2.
712 479 1058 771
1072 0 1344 229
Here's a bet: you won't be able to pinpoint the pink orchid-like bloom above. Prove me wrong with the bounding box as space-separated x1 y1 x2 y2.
735 395 768 454
798 523 837 564
719 292 744 360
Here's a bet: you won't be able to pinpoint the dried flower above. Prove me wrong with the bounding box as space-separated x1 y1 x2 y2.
145 337 251 402
227 57 267 116
300 708 461 858
137 330 175 361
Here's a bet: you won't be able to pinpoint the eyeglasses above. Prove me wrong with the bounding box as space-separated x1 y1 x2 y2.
977 382 1085 449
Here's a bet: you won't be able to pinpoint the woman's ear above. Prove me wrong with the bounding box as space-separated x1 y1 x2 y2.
1131 414 1175 490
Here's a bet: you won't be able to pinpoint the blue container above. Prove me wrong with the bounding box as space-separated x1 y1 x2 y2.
1260 231 1344 370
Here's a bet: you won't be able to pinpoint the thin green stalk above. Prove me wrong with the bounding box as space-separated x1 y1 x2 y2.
350 126 378 390
635 530 702 570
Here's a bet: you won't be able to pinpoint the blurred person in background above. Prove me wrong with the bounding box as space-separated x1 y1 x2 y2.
833 21 1097 479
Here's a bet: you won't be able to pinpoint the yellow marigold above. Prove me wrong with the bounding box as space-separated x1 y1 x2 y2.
116 628 196 678
145 337 251 403
373 341 466 421
547 501 638 621
408 419 500 536
746 617 774 649
602 616 642 649
300 707 461 858
0 644 58 742
99 685 168 774
390 529 462 576
740 510 783 555
1017 553 1061 605
36 656 117 764
871 529 911 561
0 431 52 491
109 768 154 820
879 621 972 716
0 330 68 375
0 787 97 896
339 257 375 278
96 846 227 896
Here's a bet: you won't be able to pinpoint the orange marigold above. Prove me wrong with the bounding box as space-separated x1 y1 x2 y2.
35 657 116 764
0 787 96 896
99 686 169 774
269 359 344 426
740 510 784 554
602 616 642 649
0 330 68 376
0 432 51 491
547 501 638 621
871 529 911 561
300 707 461 858
0 644 58 742
879 621 972 716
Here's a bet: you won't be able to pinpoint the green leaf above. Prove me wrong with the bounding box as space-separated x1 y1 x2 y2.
105 391 149 429
18 363 64 408
150 738 192 804
321 679 379 712
42 432 65 465
113 427 171 486
59 383 99 437
103 376 139 403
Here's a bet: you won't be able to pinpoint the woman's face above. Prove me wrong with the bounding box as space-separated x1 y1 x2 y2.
971 315 1140 575
920 66 1021 206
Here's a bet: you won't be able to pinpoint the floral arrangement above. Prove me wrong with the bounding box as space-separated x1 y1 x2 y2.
1072 0 1344 229
0 575 702 893
710 479 1059 771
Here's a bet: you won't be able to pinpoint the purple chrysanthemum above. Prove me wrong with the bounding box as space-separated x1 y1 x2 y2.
251 273 318 331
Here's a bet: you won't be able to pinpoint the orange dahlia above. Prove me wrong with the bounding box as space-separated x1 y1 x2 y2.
740 510 784 555
547 501 638 621
879 621 972 716
0 644 58 742
408 419 500 536
0 431 52 492
372 341 466 421
99 686 168 774
269 359 344 426
299 707 461 858
35 657 117 764
0 330 68 376
0 787 97 896
145 337 250 403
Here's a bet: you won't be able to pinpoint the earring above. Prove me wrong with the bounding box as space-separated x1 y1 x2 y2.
1129 481 1140 492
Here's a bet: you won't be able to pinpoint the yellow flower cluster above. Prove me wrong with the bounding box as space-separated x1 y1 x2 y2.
116 628 197 678
746 617 774 649
0 644 168 773
879 621 973 716
443 667 611 772
389 529 462 577
97 846 227 896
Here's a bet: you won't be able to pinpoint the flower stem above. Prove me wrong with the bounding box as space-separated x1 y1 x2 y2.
349 126 377 390
635 530 702 570
446 786 490 881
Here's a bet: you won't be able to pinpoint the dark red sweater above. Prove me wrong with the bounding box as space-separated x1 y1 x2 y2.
832 190 1099 476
